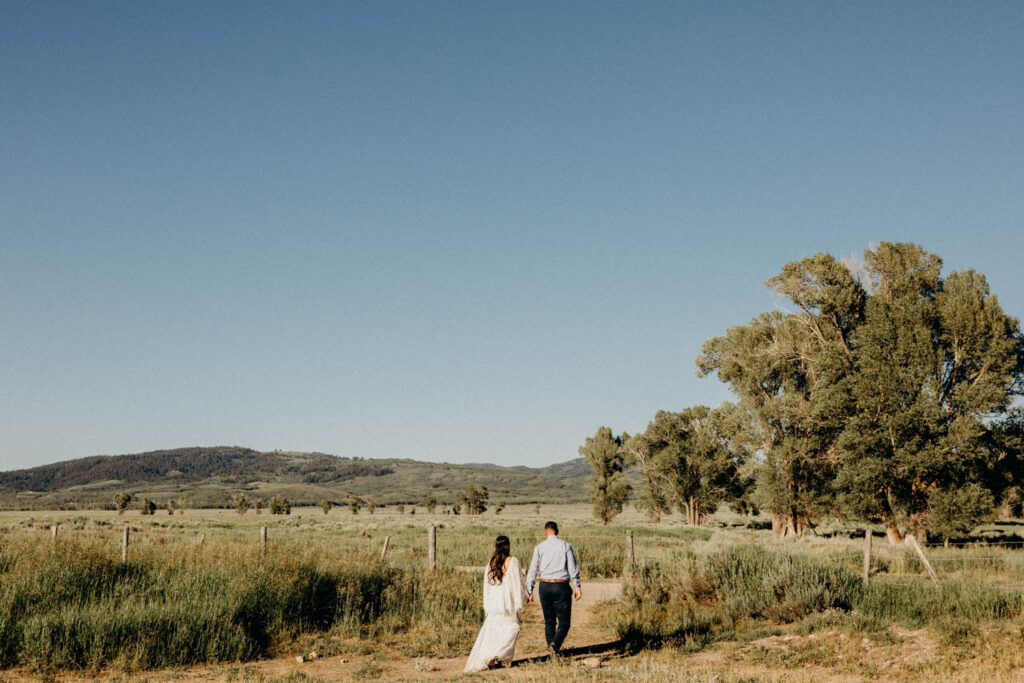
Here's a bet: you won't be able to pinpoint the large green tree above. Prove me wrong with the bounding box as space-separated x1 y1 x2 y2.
837 243 1024 540
580 426 631 525
633 405 747 526
991 408 1024 516
698 252 863 536
620 430 670 522
699 242 1024 541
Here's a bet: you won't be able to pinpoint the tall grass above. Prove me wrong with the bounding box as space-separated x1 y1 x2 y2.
0 535 479 672
3 508 707 580
612 544 1024 650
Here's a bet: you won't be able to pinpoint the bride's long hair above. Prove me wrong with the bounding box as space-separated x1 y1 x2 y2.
487 535 511 584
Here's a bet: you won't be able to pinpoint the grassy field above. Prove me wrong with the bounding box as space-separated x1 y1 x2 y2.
3 504 1024 680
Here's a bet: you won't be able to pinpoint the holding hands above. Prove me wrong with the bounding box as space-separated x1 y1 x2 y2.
525 589 580 602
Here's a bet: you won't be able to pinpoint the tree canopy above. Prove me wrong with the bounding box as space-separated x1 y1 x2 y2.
696 242 1024 540
456 485 489 515
580 426 631 524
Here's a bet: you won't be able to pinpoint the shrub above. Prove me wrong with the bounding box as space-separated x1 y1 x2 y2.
348 496 363 515
695 545 860 623
231 494 249 515
113 493 132 515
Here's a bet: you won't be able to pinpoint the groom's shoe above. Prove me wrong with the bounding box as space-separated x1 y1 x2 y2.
547 644 561 663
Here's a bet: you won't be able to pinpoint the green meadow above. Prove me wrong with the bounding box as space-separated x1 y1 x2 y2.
3 504 1024 681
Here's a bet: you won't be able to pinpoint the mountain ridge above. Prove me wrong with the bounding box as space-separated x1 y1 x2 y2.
0 446 591 510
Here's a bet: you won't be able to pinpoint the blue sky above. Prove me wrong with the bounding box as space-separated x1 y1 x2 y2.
2 2 1023 469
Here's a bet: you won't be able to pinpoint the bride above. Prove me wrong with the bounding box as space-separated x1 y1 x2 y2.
464 535 526 672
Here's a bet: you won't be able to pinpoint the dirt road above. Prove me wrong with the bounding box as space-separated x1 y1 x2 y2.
206 580 620 680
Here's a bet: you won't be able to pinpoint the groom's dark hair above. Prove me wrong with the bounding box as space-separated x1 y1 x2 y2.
545 521 558 534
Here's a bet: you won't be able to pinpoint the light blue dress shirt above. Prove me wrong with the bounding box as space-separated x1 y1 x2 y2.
525 535 582 596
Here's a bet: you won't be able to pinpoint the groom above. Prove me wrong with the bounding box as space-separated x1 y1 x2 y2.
525 521 582 660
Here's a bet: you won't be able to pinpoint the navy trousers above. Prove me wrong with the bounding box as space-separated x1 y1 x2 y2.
538 581 572 650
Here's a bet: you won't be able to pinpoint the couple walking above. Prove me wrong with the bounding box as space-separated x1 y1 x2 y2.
464 521 582 672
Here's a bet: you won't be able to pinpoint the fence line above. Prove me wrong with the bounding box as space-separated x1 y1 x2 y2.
920 540 1024 547
27 523 682 571
27 522 1024 588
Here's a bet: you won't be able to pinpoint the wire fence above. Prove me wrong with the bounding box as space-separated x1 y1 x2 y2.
9 521 702 579
12 520 1024 588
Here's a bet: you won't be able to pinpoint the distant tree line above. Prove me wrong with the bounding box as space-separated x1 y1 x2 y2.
338 487 496 516
113 493 189 516
300 462 394 483
226 494 292 515
583 243 1024 543
108 489 510 517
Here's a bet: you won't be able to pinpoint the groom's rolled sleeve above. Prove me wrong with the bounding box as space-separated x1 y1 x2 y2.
566 544 581 591
525 547 540 596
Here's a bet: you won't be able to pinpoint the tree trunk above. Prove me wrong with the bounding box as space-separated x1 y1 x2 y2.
780 509 807 538
880 491 904 545
772 514 786 536
784 515 802 538
772 510 805 538
908 510 928 539
684 498 701 526
909 479 930 538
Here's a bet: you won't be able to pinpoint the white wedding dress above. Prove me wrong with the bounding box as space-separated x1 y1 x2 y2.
464 556 526 672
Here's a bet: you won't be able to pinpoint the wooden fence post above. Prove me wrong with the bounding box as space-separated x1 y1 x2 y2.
862 528 872 585
122 526 130 563
428 526 436 570
260 526 267 553
626 530 635 568
51 524 58 541
381 535 391 561
905 534 940 587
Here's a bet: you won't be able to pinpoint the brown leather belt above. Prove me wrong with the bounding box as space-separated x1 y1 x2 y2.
539 579 569 583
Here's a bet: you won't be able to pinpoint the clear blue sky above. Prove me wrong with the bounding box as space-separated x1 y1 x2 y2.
2 2 1022 470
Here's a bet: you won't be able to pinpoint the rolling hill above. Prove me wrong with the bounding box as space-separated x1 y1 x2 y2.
0 446 593 510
